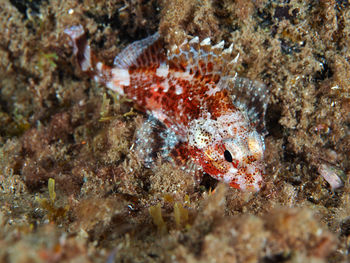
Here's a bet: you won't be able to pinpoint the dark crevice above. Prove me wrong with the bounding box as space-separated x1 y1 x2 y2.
265 103 284 138
10 0 47 19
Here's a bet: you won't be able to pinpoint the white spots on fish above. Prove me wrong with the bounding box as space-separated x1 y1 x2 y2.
95 62 105 81
177 99 184 113
175 84 183 95
151 109 168 123
161 80 170 93
187 118 217 149
106 68 130 95
205 83 221 96
216 112 248 136
106 81 124 95
235 176 248 191
156 63 169 78
112 68 130 86
173 71 193 81
108 68 130 94
222 166 240 184
227 167 238 177
96 62 103 72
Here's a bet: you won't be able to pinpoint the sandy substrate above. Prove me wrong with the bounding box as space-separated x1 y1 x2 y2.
0 0 349 262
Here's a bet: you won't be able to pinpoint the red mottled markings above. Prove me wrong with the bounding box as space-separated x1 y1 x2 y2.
200 160 222 176
231 160 239 169
126 63 220 129
125 67 159 106
245 174 254 184
169 60 186 72
207 90 236 119
171 142 193 166
64 26 267 191
199 60 206 74
207 62 213 72
229 180 239 189
244 155 257 164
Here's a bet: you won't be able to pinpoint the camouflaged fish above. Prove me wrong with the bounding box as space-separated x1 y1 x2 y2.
64 25 269 191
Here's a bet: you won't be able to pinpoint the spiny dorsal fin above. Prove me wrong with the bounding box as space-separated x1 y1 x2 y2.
167 36 235 83
224 76 269 134
113 32 165 69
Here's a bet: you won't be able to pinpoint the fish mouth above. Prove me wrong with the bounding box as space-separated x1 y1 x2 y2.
247 167 264 191
245 180 263 192
226 165 264 191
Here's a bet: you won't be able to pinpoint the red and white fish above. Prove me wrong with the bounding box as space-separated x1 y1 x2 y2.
64 25 269 191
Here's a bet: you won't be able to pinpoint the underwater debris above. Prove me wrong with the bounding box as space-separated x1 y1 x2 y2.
318 163 345 190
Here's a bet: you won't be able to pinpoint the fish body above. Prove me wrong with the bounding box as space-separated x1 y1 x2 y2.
65 26 268 191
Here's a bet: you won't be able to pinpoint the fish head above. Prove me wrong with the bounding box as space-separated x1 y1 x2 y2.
188 113 265 191
221 130 265 191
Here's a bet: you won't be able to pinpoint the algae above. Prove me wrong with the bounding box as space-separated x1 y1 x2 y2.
0 0 349 262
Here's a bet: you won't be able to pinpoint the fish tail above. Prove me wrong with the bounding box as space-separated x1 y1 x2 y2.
64 25 112 85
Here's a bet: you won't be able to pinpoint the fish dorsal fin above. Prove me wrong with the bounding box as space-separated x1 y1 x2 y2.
113 32 165 69
167 36 236 83
224 76 269 134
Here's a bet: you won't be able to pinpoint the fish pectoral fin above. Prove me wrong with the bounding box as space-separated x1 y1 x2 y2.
134 115 179 168
170 142 202 182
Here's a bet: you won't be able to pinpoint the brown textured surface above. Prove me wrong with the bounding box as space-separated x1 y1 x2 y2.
0 0 349 262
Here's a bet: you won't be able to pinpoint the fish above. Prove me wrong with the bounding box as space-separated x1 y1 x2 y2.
64 25 269 191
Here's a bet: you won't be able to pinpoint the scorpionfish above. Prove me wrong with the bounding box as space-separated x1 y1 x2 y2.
65 25 269 191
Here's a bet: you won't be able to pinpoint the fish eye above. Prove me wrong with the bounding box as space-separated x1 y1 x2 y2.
224 150 233 162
